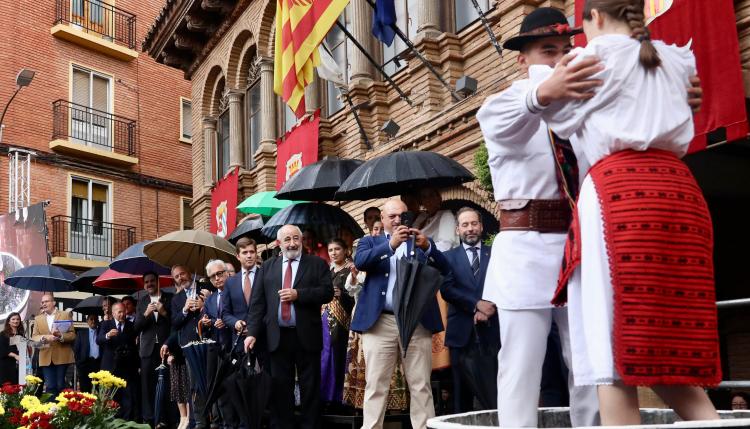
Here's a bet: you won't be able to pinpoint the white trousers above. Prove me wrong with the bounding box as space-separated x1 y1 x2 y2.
497 308 599 427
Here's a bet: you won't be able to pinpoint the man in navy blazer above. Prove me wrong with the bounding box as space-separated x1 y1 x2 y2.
352 199 451 429
222 237 259 347
441 207 499 412
96 302 137 419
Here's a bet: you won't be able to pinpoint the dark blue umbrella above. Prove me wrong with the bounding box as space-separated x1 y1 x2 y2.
182 339 213 397
4 264 75 292
110 240 170 275
260 202 364 242
154 361 168 425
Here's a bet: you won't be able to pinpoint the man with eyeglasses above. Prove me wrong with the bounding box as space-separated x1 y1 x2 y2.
203 260 240 428
31 293 75 397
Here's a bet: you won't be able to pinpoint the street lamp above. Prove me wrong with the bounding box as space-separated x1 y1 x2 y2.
0 68 36 143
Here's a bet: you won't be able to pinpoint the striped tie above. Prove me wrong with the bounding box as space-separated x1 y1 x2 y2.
469 247 480 279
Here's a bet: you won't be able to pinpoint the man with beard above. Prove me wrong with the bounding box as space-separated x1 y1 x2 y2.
134 271 172 427
440 207 499 412
244 224 334 429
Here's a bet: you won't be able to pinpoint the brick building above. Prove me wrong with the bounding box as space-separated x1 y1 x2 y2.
144 0 750 394
0 0 192 274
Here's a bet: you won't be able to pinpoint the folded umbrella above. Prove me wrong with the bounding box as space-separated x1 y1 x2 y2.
261 202 364 242
144 230 239 275
73 295 104 316
154 360 169 425
110 240 170 275
227 216 265 245
4 264 75 292
456 327 499 409
393 239 443 356
182 339 214 397
231 351 272 429
237 191 304 217
276 157 363 201
334 150 474 200
204 335 244 417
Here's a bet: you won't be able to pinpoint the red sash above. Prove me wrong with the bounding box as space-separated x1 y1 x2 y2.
553 149 721 386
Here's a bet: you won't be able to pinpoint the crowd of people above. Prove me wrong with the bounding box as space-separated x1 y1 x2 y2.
0 1 745 428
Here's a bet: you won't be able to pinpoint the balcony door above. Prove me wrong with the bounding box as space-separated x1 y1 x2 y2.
70 178 111 261
71 0 109 37
71 66 112 151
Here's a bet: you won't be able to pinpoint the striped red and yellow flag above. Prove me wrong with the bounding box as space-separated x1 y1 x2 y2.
644 0 674 25
274 0 349 119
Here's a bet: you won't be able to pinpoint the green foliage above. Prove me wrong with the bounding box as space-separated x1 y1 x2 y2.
483 233 496 247
474 142 493 195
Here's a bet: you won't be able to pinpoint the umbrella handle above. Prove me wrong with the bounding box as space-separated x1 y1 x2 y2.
409 235 417 261
197 319 204 341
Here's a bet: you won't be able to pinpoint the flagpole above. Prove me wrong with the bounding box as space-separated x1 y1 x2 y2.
469 0 503 58
335 21 414 106
339 87 372 150
363 0 461 102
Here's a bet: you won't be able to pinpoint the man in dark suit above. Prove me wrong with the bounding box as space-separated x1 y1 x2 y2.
97 302 137 419
440 207 499 413
244 224 334 429
73 314 100 392
203 260 239 428
134 271 172 427
222 237 259 346
352 199 451 429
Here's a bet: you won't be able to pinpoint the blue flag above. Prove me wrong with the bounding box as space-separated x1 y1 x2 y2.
372 0 397 46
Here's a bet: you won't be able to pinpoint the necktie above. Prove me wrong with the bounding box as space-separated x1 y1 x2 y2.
469 247 480 279
281 260 293 321
549 130 580 204
117 322 122 333
243 270 252 304
217 292 223 318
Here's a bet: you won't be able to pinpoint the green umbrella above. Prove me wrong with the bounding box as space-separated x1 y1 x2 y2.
236 191 304 217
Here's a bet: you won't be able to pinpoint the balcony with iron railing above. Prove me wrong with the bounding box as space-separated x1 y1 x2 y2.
52 0 138 61
50 215 136 268
50 100 139 166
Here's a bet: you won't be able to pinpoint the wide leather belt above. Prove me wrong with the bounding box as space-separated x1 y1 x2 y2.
498 199 572 233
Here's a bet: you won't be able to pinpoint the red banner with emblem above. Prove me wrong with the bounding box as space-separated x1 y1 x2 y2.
276 111 320 190
210 166 239 238
574 0 748 152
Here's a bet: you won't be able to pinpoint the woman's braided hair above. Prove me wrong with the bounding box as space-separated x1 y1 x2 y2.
583 0 661 70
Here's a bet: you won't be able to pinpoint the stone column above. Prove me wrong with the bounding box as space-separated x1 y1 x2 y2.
259 57 277 145
227 91 244 169
202 117 217 187
350 0 373 82
305 73 321 115
417 0 441 37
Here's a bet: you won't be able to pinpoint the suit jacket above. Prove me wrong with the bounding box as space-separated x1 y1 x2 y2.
351 235 451 333
171 289 202 346
96 319 137 374
222 272 253 343
203 290 233 350
440 243 499 348
134 292 173 358
31 311 76 366
246 254 334 353
73 328 100 365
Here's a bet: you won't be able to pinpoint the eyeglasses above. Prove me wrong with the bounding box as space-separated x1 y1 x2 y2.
209 270 226 280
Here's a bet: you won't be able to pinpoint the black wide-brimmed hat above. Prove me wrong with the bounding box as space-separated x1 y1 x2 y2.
503 7 582 51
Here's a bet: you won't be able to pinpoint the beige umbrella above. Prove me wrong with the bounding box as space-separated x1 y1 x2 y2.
143 230 238 275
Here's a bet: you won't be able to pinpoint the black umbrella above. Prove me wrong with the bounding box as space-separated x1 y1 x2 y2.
204 336 244 417
227 216 265 245
456 327 499 409
131 286 177 300
154 360 169 425
231 351 272 429
73 295 104 316
276 157 363 201
393 238 443 356
4 264 75 292
261 202 364 241
334 150 475 200
110 240 171 275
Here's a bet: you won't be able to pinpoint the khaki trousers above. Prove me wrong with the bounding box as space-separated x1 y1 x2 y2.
361 314 434 429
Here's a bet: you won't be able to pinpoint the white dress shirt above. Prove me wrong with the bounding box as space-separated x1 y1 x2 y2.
277 256 299 327
478 78 588 310
46 312 55 333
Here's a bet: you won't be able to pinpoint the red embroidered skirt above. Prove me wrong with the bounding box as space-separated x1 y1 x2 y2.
553 149 721 386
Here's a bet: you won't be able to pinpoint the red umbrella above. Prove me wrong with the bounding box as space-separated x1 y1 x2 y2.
93 268 172 291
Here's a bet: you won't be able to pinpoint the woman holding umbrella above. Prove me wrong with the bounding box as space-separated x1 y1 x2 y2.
0 312 25 384
321 239 355 408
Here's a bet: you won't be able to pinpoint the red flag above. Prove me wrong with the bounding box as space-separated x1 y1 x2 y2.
574 0 748 152
210 167 239 238
276 112 320 191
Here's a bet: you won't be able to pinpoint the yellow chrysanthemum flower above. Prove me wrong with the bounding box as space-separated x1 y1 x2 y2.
24 375 42 385
20 395 41 410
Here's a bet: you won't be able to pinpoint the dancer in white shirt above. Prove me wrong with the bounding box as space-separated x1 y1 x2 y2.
531 0 721 425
